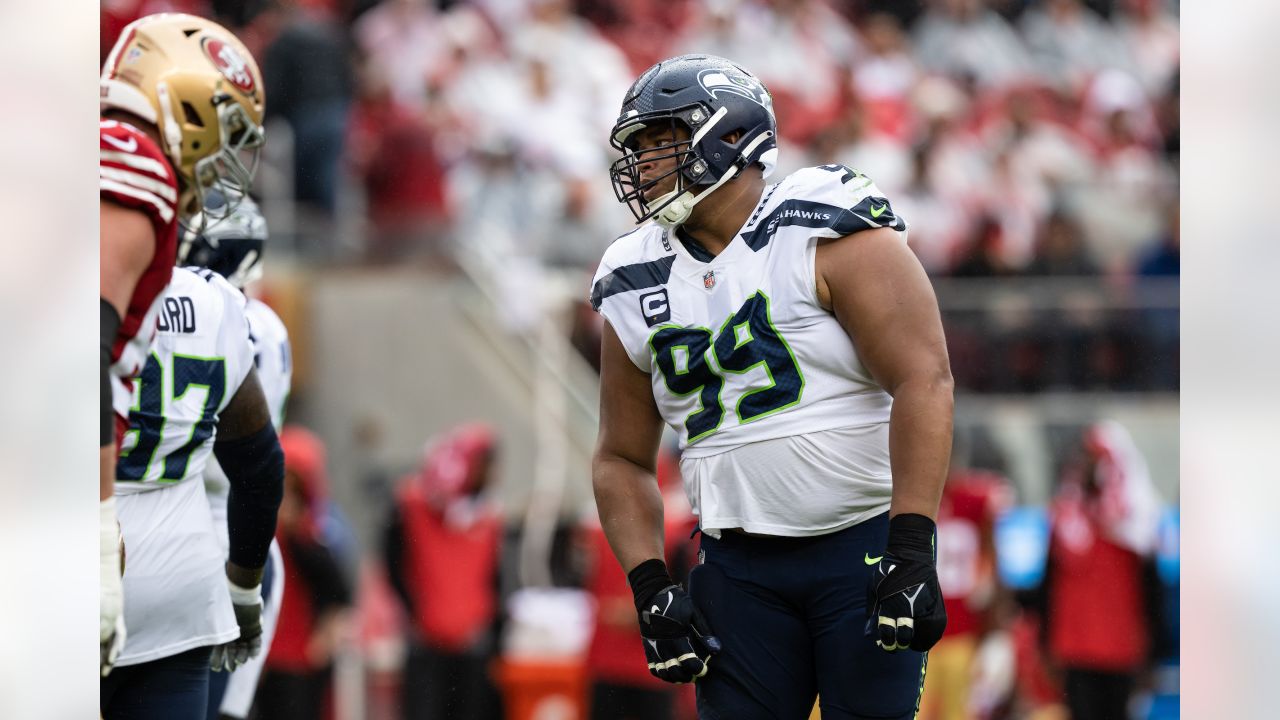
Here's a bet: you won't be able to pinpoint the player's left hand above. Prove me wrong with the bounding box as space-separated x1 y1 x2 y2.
100 607 126 677
638 584 721 683
101 498 126 677
866 513 947 653
210 580 263 672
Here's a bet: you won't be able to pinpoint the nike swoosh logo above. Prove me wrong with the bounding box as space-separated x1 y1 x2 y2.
102 134 138 153
864 553 883 565
903 584 924 613
869 204 887 218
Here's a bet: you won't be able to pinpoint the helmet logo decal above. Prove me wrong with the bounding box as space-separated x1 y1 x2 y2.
697 69 772 111
202 38 255 95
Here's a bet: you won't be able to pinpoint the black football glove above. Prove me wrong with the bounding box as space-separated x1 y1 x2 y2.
866 513 947 653
210 580 263 672
629 560 721 683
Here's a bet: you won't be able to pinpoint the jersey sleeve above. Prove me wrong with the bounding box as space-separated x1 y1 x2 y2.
100 119 180 232
589 228 670 373
103 121 182 380
245 300 293 429
777 164 908 239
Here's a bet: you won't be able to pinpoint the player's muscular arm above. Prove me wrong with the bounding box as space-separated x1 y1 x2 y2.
218 367 273 442
101 200 157 500
595 326 722 681
592 321 667 575
216 367 284 587
101 200 155 323
816 227 954 520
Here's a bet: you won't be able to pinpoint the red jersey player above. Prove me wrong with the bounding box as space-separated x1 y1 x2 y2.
920 469 1012 720
99 12 265 675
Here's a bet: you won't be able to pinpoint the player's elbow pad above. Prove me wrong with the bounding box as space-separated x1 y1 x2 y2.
101 299 120 447
215 422 285 569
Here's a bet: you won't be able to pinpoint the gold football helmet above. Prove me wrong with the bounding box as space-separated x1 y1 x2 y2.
101 13 266 222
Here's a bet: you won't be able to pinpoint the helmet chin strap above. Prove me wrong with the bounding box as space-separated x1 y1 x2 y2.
652 166 735 228
653 129 776 229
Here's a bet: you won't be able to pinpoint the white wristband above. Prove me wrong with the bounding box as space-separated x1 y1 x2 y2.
227 579 262 606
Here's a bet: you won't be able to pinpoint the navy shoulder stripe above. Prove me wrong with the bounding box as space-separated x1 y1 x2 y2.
742 200 857 251
741 197 906 251
846 195 907 233
590 255 676 311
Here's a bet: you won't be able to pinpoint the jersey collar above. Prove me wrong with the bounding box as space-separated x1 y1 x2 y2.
667 182 779 272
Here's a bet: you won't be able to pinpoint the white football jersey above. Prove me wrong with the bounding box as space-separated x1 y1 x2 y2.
115 268 256 490
591 165 907 535
112 266 256 665
246 298 292 429
206 297 292 555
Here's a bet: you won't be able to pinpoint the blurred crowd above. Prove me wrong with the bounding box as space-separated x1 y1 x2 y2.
103 0 1179 392
103 0 1179 277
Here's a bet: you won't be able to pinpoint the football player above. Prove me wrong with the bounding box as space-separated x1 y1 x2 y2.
590 55 954 719
101 252 284 719
100 12 265 675
920 469 1014 720
184 194 293 720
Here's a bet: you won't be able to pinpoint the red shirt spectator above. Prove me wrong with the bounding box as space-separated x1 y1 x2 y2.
266 426 350 672
260 426 351 720
346 85 450 234
383 423 504 718
1042 421 1163 720
386 423 502 651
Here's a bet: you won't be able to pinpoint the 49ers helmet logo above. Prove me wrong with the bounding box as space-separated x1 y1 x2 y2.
202 37 255 95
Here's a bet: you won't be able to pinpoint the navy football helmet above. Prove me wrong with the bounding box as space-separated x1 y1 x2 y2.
609 54 778 227
177 189 268 288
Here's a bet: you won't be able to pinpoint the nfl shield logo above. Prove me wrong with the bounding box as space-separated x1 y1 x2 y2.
703 270 716 289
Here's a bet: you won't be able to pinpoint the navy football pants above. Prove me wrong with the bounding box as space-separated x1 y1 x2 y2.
689 513 927 720
101 646 212 720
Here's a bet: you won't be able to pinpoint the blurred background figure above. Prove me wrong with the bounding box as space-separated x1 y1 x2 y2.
383 423 504 720
258 0 354 217
1026 210 1098 277
259 426 353 720
345 53 452 265
1040 421 1164 720
1134 202 1179 390
1019 0 1131 94
920 467 1014 720
912 0 1032 88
